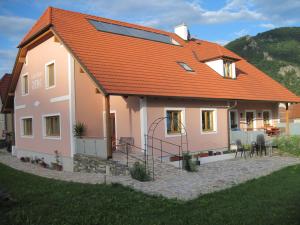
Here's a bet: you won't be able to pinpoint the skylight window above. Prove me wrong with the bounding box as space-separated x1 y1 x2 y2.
178 62 194 72
89 19 176 45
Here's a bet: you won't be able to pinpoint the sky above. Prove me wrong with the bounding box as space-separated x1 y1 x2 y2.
0 0 300 75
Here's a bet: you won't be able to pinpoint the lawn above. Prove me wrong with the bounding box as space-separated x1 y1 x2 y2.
1 163 300 225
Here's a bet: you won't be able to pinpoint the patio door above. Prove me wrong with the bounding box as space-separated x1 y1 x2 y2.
246 111 255 130
110 113 116 151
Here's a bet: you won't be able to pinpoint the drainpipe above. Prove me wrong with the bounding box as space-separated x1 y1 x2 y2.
227 100 238 151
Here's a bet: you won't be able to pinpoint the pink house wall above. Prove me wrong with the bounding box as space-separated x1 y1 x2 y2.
146 98 229 155
14 36 71 157
74 62 104 138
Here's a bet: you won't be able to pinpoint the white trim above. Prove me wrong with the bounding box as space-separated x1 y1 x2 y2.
14 97 17 148
262 109 273 126
21 73 29 96
245 110 257 129
68 53 76 157
20 116 34 138
50 95 70 103
164 107 186 137
42 113 62 140
200 108 218 134
45 60 56 89
139 98 147 151
15 104 26 110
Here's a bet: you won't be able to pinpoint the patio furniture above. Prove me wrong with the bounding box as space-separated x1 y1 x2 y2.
256 134 267 156
235 139 246 158
249 141 257 157
265 126 280 136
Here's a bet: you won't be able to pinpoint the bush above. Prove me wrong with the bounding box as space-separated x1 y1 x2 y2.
73 122 86 138
130 162 151 182
182 153 197 172
273 135 300 156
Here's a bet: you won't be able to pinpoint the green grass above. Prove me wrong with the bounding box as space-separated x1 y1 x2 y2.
1 163 300 225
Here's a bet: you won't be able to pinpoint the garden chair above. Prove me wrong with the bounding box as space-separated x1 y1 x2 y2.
235 139 246 158
256 134 267 156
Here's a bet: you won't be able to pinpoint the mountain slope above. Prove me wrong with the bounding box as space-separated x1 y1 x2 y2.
225 27 300 96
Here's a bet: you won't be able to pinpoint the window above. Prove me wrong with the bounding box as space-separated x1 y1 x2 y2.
22 118 32 136
178 62 194 72
89 19 176 45
22 74 29 95
263 111 271 126
46 62 55 88
230 111 238 129
223 60 233 78
44 115 60 137
201 109 217 132
166 110 182 134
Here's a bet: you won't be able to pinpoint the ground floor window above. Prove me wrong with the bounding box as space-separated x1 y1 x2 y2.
201 109 217 132
166 110 183 134
21 118 33 136
44 115 60 137
263 111 271 126
230 110 238 129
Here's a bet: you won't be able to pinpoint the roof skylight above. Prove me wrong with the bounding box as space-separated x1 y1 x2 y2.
178 62 194 72
89 19 176 45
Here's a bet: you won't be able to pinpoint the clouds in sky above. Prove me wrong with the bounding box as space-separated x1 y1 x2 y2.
0 0 300 74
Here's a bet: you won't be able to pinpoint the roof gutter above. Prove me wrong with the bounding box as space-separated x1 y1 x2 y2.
18 24 52 48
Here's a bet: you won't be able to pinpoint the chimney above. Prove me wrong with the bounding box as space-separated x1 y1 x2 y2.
174 23 190 41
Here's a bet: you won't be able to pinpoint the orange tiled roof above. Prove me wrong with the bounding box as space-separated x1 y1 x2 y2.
18 7 300 102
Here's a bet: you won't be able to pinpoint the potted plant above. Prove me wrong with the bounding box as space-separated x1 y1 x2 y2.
51 150 63 171
73 122 86 138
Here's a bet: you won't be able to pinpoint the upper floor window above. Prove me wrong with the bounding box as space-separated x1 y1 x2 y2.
201 109 217 133
223 60 233 78
22 74 29 95
166 109 185 135
45 61 55 89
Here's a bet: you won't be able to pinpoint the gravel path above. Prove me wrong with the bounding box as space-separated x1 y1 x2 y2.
1 149 299 200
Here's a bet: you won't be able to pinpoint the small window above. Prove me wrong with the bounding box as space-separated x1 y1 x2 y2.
201 109 216 132
166 110 182 134
178 62 194 72
22 74 29 95
223 60 233 78
44 115 60 137
263 111 271 126
46 62 55 88
22 118 32 136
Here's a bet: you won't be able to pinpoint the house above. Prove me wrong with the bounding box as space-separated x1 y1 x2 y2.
279 103 300 123
0 74 14 144
2 7 300 171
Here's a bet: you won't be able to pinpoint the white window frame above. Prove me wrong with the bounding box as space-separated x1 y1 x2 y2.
164 107 186 137
262 109 273 126
42 113 61 140
20 116 33 138
21 73 29 96
200 108 218 134
245 110 257 130
229 109 239 129
45 60 56 89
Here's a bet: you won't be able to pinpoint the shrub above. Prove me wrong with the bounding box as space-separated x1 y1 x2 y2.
182 153 197 172
73 122 86 138
129 162 151 182
273 135 300 156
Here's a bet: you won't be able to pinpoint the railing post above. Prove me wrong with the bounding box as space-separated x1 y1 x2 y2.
144 134 147 169
126 143 129 167
160 140 163 163
83 140 86 154
179 146 181 169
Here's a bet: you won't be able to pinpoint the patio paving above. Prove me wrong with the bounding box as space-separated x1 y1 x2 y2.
0 149 299 200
